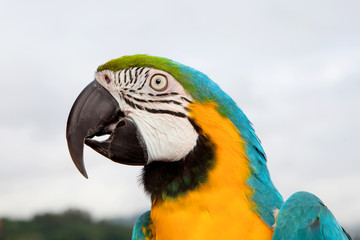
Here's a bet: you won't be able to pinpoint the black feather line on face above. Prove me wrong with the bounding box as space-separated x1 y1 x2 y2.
124 69 129 85
129 68 134 84
138 67 145 75
123 96 187 118
137 76 148 90
124 93 182 105
142 120 215 200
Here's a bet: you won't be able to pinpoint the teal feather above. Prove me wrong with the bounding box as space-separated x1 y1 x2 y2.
273 191 351 240
132 211 153 240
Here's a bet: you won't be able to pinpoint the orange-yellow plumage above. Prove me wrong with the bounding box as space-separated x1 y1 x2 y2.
150 102 273 240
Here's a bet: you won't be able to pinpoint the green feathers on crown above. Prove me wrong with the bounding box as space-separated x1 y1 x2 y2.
97 54 238 119
97 54 199 97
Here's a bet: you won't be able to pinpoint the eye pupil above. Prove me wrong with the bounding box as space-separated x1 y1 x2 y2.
150 74 168 91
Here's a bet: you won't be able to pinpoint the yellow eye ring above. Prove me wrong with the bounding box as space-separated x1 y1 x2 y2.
150 74 168 91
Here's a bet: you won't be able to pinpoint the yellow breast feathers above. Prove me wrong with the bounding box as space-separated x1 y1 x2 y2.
150 102 273 240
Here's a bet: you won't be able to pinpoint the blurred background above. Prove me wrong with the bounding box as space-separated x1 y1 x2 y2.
0 0 359 239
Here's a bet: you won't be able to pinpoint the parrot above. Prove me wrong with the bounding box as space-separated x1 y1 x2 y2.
66 55 352 240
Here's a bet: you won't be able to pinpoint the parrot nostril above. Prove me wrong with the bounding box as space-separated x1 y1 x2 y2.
117 121 126 128
104 74 110 84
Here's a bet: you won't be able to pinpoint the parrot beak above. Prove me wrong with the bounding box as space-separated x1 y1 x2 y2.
66 80 147 178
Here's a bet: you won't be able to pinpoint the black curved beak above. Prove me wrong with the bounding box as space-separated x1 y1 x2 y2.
66 80 147 178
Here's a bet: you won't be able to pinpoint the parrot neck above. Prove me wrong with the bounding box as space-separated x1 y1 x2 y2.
148 102 273 240
142 132 215 199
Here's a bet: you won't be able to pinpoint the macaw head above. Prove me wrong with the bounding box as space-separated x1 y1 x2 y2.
66 55 277 210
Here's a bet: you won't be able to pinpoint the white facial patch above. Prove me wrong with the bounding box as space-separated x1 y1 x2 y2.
129 111 198 163
95 68 199 163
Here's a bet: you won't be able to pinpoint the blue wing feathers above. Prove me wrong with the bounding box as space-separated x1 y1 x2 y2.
132 211 152 240
273 191 351 240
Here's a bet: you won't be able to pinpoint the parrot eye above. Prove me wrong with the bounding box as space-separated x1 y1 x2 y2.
150 74 168 91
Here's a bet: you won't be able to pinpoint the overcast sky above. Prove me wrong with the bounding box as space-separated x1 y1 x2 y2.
0 0 359 228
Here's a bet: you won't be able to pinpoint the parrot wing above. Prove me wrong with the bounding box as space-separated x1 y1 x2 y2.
132 211 154 240
273 191 351 240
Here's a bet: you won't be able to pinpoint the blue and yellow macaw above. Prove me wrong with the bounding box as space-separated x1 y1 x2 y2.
66 55 352 240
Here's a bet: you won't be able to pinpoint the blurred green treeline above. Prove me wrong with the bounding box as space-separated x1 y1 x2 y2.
1 209 360 240
0 209 133 240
